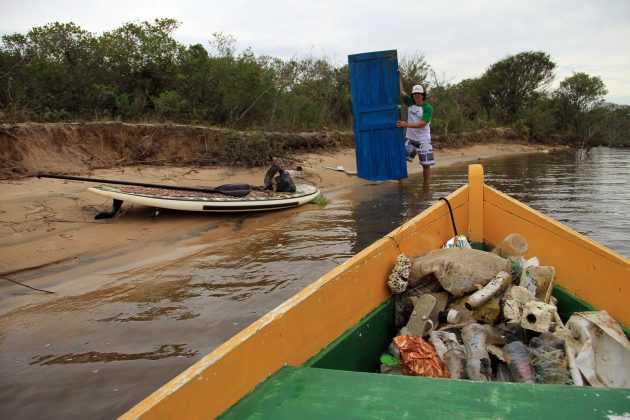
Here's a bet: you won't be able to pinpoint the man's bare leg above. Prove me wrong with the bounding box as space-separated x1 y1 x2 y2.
422 165 431 191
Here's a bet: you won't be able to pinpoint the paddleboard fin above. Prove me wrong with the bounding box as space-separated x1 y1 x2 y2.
95 199 123 220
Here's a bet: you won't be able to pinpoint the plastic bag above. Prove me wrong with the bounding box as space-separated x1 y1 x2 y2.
393 335 450 378
564 311 630 388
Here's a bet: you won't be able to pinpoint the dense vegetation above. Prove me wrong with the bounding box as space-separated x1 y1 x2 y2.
1 19 628 146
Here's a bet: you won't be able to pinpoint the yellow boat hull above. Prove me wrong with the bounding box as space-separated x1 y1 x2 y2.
122 164 630 419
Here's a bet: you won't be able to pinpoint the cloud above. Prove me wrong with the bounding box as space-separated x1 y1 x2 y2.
2 0 629 103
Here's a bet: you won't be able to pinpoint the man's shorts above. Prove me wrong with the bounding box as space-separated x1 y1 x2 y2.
406 138 435 166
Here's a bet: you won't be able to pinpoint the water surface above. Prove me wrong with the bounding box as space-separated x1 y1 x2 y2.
348 147 630 257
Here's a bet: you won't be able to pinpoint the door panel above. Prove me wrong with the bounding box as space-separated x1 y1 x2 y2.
348 50 407 181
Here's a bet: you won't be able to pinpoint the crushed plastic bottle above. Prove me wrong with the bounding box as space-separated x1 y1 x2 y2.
505 340 536 383
462 323 492 381
430 331 468 380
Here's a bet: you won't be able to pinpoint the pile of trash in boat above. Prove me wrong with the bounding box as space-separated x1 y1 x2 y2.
381 233 630 387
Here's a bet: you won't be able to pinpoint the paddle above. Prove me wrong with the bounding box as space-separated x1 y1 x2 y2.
36 172 252 197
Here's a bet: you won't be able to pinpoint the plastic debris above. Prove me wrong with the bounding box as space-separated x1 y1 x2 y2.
471 297 502 324
380 353 399 366
445 304 474 326
394 278 443 329
379 233 626 391
379 353 403 375
463 271 512 310
503 286 537 325
496 363 513 382
530 332 565 351
462 323 492 381
487 344 508 362
324 166 357 175
521 301 557 333
405 294 438 337
504 341 536 383
405 292 448 337
491 233 528 258
379 364 403 375
563 311 630 388
443 234 472 249
430 331 467 379
387 254 411 294
529 346 572 385
528 265 555 303
387 326 411 358
393 335 450 378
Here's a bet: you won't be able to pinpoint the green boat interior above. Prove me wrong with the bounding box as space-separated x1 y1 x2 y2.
221 248 630 419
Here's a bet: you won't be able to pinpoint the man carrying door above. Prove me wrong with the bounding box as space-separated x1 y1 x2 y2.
396 76 434 190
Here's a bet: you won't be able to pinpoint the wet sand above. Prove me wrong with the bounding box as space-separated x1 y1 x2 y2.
0 143 548 418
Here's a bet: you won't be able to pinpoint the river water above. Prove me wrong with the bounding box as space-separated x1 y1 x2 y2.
1 147 628 419
351 146 630 257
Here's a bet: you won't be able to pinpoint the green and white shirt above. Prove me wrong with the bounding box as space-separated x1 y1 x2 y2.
403 94 433 142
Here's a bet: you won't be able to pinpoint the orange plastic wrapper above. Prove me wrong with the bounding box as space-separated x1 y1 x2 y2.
393 335 450 378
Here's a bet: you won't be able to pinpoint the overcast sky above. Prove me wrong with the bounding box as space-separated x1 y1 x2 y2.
3 0 630 104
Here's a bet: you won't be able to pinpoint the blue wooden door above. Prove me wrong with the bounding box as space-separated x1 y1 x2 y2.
348 50 407 181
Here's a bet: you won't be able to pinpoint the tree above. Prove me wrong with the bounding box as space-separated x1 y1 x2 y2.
0 22 98 117
556 72 607 131
0 34 28 115
555 72 608 144
153 90 189 121
517 94 558 142
205 33 276 128
598 105 630 146
481 51 556 123
175 44 213 121
99 18 183 119
398 51 432 93
557 72 607 111
430 77 488 135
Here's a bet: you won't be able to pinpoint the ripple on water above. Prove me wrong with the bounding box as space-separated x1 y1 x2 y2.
29 344 198 365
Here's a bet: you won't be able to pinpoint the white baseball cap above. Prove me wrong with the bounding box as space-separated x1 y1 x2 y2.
411 85 425 94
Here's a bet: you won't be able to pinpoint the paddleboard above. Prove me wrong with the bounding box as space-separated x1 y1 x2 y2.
88 184 320 213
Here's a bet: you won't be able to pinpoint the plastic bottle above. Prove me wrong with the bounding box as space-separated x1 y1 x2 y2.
504 341 535 383
444 348 467 379
445 304 474 325
463 271 512 310
496 363 513 382
430 330 467 379
462 323 492 381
